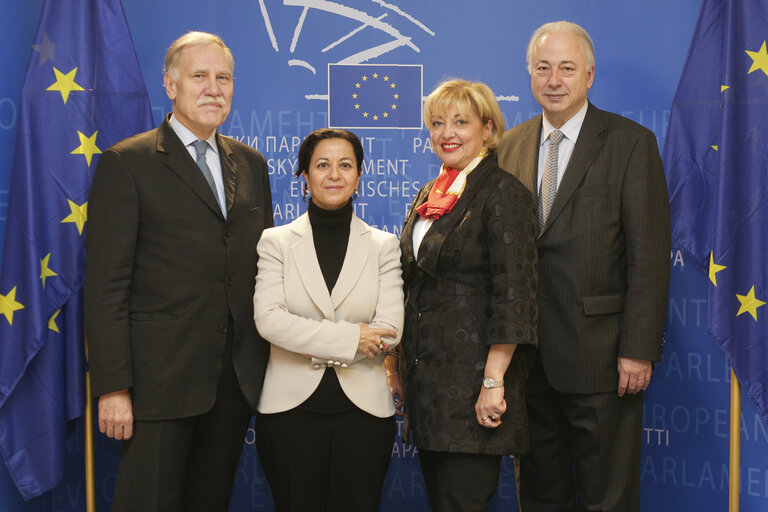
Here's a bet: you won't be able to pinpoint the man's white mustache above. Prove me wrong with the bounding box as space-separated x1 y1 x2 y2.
197 95 226 107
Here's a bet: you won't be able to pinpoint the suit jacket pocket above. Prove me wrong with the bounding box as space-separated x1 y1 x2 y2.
582 294 624 315
129 311 177 321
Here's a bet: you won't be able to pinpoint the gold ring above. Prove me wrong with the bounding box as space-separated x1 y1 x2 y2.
482 416 490 421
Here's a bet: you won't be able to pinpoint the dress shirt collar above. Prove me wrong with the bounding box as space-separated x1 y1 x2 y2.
540 100 589 147
169 114 219 156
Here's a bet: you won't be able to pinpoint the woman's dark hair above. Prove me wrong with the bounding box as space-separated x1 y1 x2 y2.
295 128 364 183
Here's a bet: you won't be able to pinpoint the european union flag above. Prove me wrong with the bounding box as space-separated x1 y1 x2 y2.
664 0 768 425
0 0 152 499
329 64 422 129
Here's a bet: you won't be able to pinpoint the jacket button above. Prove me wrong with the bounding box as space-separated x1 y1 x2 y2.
417 312 422 320
223 229 231 238
225 277 232 286
219 325 228 334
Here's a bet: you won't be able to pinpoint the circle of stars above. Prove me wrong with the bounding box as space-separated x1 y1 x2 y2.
352 72 399 122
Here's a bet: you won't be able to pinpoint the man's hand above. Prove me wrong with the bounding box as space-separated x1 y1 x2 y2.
617 357 652 397
98 388 134 440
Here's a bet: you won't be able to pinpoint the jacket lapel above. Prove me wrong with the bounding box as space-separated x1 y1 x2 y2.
157 118 224 219
541 103 605 236
290 215 335 320
400 183 432 279
216 134 238 214
331 216 370 309
414 155 497 279
517 121 542 195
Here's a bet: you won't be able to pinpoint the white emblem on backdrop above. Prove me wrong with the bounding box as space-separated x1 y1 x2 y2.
256 0 518 103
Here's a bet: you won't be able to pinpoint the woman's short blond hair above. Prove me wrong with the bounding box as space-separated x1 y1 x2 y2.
423 79 505 150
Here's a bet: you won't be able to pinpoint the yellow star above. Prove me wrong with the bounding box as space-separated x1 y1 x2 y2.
721 85 730 92
711 145 719 151
61 199 88 234
391 104 397 110
737 285 765 321
709 252 726 286
354 104 360 109
46 67 85 104
383 76 389 81
71 130 102 167
393 93 399 99
355 82 361 89
363 112 369 118
372 73 378 78
362 75 368 81
40 253 58 288
383 112 389 118
49 309 61 333
373 115 379 120
0 286 25 326
352 93 358 99
390 83 396 89
746 41 768 77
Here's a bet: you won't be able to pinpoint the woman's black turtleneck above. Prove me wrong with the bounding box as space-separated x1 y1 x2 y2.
298 199 356 413
308 199 353 292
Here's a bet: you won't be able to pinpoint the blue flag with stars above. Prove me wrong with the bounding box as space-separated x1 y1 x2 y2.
664 0 768 425
329 64 422 129
0 0 152 499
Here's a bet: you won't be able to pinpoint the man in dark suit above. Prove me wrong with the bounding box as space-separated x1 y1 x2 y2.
497 21 670 512
84 31 273 511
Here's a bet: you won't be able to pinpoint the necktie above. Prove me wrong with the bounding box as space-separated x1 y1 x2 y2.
538 129 564 230
192 139 222 211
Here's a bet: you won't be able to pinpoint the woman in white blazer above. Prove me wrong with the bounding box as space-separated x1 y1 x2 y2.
253 128 404 512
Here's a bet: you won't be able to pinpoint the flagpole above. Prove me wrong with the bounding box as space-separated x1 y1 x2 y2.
729 368 740 512
85 340 96 512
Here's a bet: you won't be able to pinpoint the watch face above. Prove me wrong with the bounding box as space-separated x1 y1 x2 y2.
483 378 493 388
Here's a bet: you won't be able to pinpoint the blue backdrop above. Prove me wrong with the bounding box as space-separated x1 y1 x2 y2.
3 1 767 511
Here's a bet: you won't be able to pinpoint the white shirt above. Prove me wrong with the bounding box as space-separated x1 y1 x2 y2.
536 101 589 195
411 216 433 260
169 114 227 218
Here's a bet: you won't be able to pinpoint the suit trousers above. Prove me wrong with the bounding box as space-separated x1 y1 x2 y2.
255 406 395 512
519 354 642 512
111 326 251 512
418 449 502 512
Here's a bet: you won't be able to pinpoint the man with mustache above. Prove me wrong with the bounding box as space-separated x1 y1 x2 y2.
498 21 670 511
85 31 273 511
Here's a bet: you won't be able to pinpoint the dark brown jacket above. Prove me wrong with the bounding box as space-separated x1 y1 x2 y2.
497 103 670 394
85 117 273 419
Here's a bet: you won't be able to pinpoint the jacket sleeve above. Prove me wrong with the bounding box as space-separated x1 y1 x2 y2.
484 173 538 347
349 233 404 363
84 148 138 397
618 129 670 361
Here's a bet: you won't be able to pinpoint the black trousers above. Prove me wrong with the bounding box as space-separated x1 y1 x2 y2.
111 341 251 512
418 449 502 512
519 355 643 512
255 406 395 512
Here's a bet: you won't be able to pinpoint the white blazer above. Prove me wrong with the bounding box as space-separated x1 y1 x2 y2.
254 213 404 417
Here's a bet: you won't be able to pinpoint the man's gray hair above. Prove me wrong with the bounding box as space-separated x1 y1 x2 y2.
526 21 595 74
164 31 234 80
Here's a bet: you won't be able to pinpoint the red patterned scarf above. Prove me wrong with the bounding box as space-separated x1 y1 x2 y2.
415 167 460 219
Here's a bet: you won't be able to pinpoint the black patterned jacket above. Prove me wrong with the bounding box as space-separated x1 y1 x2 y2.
399 154 538 455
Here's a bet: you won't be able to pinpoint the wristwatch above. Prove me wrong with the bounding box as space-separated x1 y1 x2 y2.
482 377 504 389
